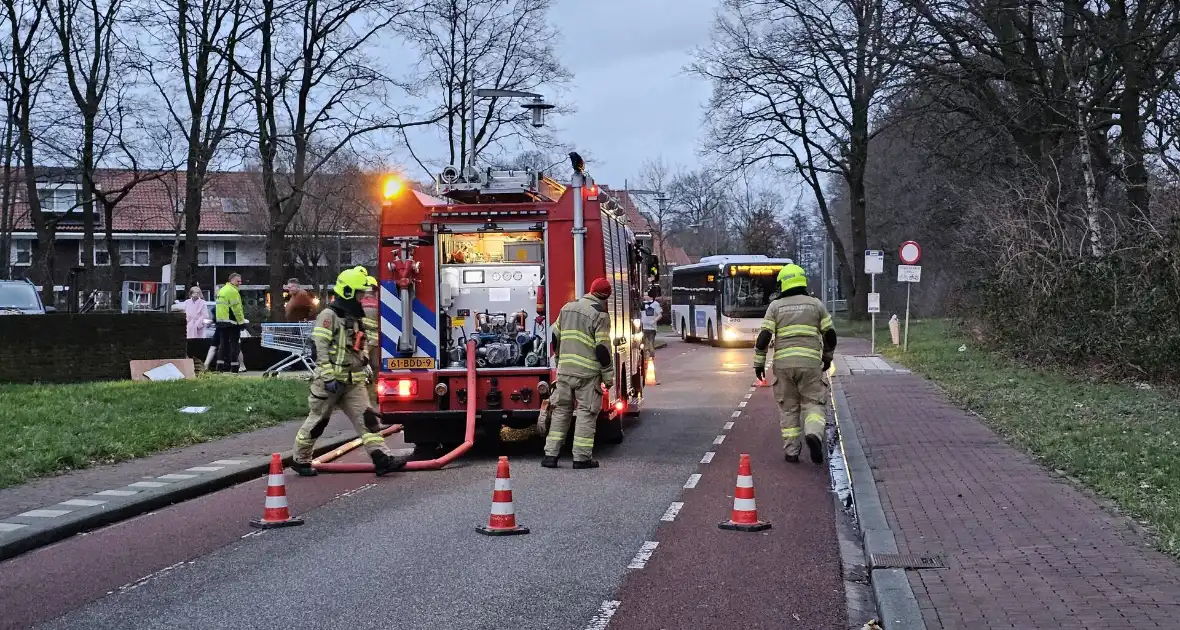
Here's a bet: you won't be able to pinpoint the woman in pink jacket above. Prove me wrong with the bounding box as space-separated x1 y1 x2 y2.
182 286 209 361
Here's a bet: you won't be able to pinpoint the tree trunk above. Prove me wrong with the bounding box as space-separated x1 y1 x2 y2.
81 117 95 294
267 225 285 320
180 154 205 289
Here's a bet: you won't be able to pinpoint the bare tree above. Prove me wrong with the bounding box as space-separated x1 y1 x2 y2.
395 0 570 176
4 0 63 302
693 0 914 318
731 175 789 257
666 168 733 257
234 0 441 315
137 0 245 291
0 26 19 278
634 156 674 268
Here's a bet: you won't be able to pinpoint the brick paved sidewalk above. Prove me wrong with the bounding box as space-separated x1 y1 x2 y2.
837 341 1180 629
0 413 359 520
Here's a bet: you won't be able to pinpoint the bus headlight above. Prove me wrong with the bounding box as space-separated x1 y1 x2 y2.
723 327 739 341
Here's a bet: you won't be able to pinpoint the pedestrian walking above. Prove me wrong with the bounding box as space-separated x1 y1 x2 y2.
181 286 209 363
753 264 837 464
284 277 316 322
289 267 407 477
214 273 248 373
541 277 614 470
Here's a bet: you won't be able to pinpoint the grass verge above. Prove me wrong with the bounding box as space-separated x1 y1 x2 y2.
0 375 309 489
875 319 1180 558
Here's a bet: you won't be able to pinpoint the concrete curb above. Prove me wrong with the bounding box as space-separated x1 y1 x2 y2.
0 436 355 563
831 377 927 630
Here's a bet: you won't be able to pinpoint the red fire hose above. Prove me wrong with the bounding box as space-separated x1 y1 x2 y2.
312 340 478 473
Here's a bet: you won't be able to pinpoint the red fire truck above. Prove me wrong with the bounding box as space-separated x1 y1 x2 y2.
374 155 657 456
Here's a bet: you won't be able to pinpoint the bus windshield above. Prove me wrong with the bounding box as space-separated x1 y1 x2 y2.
722 272 781 318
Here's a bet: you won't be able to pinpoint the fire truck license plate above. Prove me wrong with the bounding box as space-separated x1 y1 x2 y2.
385 357 435 370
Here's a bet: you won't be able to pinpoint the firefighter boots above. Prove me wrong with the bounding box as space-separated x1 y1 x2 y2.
572 459 600 470
806 434 825 464
291 461 318 476
540 456 559 468
372 451 409 476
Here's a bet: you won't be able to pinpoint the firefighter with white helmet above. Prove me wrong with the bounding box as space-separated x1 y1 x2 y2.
290 267 407 477
753 263 837 463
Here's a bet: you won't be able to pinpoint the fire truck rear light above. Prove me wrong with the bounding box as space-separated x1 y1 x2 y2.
536 381 550 397
375 380 388 397
394 379 417 397
614 400 626 413
434 382 448 398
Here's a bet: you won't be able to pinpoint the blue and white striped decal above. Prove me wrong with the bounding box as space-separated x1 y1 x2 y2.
379 280 438 368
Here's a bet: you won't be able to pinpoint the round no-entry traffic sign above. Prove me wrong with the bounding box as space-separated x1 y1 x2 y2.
899 241 921 265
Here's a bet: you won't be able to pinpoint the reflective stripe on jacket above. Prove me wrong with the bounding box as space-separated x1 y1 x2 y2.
215 283 244 323
552 294 614 381
311 307 370 382
754 294 833 369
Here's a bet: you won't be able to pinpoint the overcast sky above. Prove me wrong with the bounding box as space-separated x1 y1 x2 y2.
394 0 719 188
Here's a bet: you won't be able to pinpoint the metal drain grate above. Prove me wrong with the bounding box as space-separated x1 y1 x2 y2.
869 553 946 569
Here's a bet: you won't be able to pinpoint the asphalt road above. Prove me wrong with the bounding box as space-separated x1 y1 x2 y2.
4 338 847 630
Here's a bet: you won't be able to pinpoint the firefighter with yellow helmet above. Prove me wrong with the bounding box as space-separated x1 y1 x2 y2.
753 263 837 463
290 267 408 477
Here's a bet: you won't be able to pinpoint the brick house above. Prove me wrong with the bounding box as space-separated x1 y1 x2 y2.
3 168 381 310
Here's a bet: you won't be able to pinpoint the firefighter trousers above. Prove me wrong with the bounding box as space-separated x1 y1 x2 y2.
293 379 391 464
771 366 827 458
544 374 602 461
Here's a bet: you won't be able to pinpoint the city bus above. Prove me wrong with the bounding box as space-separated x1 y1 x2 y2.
670 255 795 345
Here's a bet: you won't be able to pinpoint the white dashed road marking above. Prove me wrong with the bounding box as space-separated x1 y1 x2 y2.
724 421 734 430
185 466 225 473
684 474 702 489
738 401 747 408
210 460 247 466
701 451 715 464
96 489 139 497
660 502 684 522
713 435 726 445
129 482 170 488
0 523 28 532
584 600 622 630
744 393 752 399
158 474 198 480
732 410 742 418
627 541 659 569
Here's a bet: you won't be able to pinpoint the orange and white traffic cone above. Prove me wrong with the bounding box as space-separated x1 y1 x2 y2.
476 456 529 536
645 357 659 386
719 453 771 532
250 453 304 529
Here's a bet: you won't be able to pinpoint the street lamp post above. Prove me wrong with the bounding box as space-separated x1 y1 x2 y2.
467 86 555 170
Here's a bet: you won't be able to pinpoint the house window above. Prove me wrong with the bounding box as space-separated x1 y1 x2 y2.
198 243 210 265
37 186 81 212
119 241 150 266
77 241 111 266
222 241 237 265
14 240 32 265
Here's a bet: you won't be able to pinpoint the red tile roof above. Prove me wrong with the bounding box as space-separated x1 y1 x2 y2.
8 169 388 234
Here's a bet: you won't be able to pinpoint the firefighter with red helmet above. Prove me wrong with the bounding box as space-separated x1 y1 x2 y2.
541 277 615 469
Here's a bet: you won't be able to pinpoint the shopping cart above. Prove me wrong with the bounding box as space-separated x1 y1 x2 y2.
260 322 317 377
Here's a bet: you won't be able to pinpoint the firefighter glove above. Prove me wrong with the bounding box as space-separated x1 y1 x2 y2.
324 379 343 394
754 365 765 381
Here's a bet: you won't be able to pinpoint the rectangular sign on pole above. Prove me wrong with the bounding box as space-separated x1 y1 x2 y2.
897 265 922 283
867 292 880 313
865 250 884 275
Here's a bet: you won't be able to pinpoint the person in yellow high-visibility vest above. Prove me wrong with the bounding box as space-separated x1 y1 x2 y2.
290 268 407 477
214 273 247 373
753 264 837 463
542 277 614 470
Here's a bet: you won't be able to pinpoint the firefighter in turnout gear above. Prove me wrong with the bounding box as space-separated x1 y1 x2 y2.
290 268 408 477
541 277 615 469
753 264 837 464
